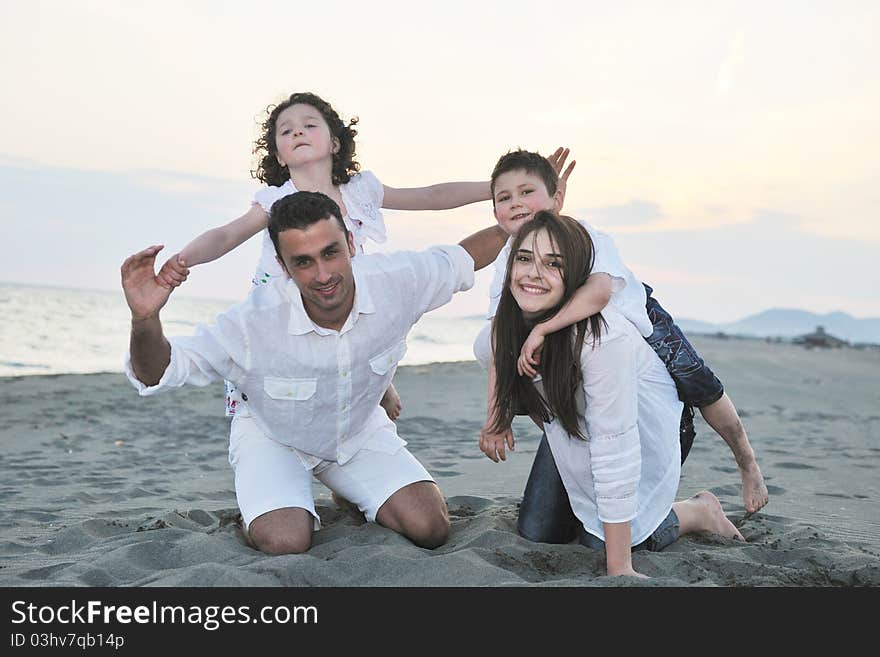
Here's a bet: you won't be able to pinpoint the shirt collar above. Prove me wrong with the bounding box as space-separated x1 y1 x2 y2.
284 259 376 336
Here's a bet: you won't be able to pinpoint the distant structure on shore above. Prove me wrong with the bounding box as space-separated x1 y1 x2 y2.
792 325 848 349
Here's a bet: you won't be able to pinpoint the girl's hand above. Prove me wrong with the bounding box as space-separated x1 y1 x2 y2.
157 253 190 289
479 424 516 463
546 147 576 211
518 328 545 378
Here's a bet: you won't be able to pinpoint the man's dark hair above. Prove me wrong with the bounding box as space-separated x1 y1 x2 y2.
268 191 349 258
490 149 559 202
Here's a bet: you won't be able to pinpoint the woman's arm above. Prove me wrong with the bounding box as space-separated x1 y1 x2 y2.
157 204 268 287
382 182 491 211
603 522 647 578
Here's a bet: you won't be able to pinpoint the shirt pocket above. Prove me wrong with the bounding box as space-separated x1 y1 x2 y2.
369 340 407 377
263 376 318 425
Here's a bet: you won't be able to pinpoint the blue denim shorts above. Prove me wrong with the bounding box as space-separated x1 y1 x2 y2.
577 508 680 552
643 283 725 408
517 433 689 547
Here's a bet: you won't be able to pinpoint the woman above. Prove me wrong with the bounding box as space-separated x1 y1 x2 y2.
482 211 743 577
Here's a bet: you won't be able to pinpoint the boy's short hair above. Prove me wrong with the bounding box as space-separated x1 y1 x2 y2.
268 191 349 258
490 149 559 201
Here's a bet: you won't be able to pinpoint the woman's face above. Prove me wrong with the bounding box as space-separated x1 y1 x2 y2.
510 228 565 318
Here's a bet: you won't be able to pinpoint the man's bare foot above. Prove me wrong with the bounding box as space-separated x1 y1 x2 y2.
380 383 402 421
740 459 769 514
332 492 366 524
689 491 745 541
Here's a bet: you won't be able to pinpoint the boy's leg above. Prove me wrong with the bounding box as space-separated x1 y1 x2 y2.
699 393 768 513
644 284 768 513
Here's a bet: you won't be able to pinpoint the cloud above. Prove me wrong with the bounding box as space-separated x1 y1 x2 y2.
716 29 746 96
578 200 663 227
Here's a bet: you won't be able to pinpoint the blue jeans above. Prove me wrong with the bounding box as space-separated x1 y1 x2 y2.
517 433 687 547
643 283 725 408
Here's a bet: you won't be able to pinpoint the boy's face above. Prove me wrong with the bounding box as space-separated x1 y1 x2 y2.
492 170 562 236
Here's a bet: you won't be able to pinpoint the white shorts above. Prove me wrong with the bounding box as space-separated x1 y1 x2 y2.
228 416 433 530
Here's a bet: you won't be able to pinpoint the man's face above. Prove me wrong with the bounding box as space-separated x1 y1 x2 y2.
492 169 562 236
276 217 356 329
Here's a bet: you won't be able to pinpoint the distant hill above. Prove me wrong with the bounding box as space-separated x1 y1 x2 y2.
677 309 880 344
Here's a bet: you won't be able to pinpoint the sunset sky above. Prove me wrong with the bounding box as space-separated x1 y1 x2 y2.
2 0 877 321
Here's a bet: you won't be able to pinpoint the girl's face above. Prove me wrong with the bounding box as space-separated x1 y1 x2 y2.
274 103 338 170
510 228 565 318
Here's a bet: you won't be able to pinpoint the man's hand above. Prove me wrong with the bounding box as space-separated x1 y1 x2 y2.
121 245 178 320
546 147 576 211
517 327 545 378
156 252 189 289
479 423 516 463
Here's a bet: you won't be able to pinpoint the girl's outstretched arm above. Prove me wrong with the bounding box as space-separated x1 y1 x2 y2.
157 204 268 287
381 181 491 211
603 522 647 578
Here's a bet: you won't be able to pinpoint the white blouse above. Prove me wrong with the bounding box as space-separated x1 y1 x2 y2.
541 307 683 546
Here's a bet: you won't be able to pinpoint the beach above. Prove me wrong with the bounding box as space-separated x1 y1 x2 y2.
1 336 878 587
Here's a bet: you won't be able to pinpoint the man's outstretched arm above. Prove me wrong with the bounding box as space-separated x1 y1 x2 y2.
121 245 187 386
459 225 507 271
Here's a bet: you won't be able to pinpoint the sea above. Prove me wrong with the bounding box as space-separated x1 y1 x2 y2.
0 282 488 378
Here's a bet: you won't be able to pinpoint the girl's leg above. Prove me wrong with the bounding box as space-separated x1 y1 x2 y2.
672 491 744 541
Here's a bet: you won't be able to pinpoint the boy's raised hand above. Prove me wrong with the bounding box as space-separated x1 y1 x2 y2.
546 147 577 210
156 252 190 289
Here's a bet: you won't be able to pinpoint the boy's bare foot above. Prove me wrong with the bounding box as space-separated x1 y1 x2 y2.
690 491 745 541
740 459 769 514
380 384 402 421
332 492 366 524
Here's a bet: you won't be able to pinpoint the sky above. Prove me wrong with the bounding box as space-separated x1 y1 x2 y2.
1 0 878 322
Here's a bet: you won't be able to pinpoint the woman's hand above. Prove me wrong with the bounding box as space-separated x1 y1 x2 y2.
607 565 650 579
479 424 516 463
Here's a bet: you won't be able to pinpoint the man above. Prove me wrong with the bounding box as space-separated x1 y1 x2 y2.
123 191 505 554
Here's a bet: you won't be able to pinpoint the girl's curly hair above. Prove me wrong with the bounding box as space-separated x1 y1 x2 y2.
252 92 360 187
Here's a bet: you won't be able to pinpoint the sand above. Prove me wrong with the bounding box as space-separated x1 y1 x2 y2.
1 336 878 587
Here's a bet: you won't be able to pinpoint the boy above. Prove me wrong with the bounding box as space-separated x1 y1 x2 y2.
476 149 768 522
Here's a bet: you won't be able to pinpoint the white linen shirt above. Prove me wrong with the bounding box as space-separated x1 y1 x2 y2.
126 245 474 466
541 307 683 546
486 219 653 337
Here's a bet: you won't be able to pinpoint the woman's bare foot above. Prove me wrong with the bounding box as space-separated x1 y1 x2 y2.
380 383 402 421
675 491 745 542
740 459 768 514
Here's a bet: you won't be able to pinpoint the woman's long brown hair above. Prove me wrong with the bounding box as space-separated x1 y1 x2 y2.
490 211 606 439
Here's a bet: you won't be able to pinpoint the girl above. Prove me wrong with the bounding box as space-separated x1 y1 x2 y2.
484 211 743 578
158 91 492 421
